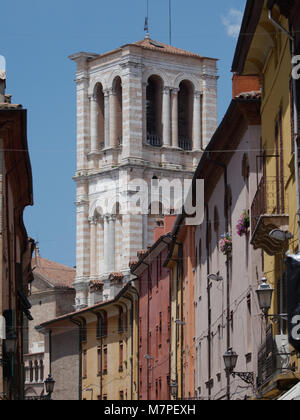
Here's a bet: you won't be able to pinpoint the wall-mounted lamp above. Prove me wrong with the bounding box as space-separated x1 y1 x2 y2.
207 273 223 282
269 229 293 242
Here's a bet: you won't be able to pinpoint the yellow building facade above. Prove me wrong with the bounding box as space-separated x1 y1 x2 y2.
232 0 300 399
81 284 139 401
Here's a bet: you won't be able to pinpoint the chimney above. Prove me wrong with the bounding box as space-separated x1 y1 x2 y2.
232 74 260 98
0 55 6 103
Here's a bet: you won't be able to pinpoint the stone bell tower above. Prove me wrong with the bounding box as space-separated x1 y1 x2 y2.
70 36 218 309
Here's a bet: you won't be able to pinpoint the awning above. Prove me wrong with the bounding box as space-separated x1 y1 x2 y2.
278 382 300 400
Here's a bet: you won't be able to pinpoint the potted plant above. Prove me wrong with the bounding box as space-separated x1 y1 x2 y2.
236 210 250 237
219 233 232 257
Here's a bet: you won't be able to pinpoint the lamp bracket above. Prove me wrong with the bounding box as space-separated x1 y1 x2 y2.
232 372 254 386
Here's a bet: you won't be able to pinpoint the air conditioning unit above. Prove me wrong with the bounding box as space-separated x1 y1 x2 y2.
274 335 290 371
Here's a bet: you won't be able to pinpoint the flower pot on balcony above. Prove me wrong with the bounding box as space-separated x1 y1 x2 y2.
236 210 250 237
219 233 232 257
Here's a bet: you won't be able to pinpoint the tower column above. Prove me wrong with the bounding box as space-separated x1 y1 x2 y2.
109 88 118 148
171 88 179 148
193 91 202 150
90 95 98 152
142 82 148 143
162 87 171 147
89 216 98 278
104 89 110 148
107 215 116 273
103 215 109 273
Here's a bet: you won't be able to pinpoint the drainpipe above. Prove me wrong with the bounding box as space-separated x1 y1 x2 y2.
92 311 103 400
205 204 212 400
268 8 300 249
70 318 83 401
121 294 135 400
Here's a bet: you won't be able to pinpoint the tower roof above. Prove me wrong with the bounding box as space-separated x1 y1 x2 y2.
128 38 216 60
70 37 217 63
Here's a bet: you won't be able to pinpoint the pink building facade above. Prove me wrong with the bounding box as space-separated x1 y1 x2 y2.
194 81 264 400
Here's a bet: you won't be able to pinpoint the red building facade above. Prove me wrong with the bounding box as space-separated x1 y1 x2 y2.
131 217 175 400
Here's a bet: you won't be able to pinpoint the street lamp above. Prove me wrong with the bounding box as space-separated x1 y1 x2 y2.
223 348 238 373
170 380 178 399
256 276 274 316
44 374 55 399
223 348 254 387
269 229 293 242
207 273 223 282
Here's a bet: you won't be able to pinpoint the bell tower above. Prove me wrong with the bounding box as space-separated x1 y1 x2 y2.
70 37 218 309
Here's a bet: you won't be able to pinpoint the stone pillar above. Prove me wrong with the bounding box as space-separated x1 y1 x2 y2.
89 216 98 278
107 216 116 273
109 88 117 148
103 215 109 273
162 87 171 147
90 95 98 153
171 88 179 148
193 91 202 150
142 82 148 143
104 90 110 148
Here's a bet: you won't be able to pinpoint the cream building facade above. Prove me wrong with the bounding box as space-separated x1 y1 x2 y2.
70 37 218 309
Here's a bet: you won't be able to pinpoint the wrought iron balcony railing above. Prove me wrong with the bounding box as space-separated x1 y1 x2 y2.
146 133 162 147
178 137 192 151
251 176 288 234
257 325 291 390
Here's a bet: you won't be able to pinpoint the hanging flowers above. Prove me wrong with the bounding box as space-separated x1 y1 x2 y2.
236 210 250 237
219 233 232 257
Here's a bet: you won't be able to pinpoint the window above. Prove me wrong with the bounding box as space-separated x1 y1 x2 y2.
178 80 194 150
81 319 87 343
118 307 124 334
34 360 39 382
96 314 103 340
40 360 44 382
103 345 108 374
119 341 124 372
97 347 102 376
83 350 87 379
159 312 162 347
146 76 163 145
29 361 33 383
102 311 108 337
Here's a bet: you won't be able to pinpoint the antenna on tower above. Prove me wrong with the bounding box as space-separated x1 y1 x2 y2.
144 0 150 39
169 0 172 45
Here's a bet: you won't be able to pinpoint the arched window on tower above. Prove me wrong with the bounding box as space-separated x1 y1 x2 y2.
178 80 193 151
146 76 163 147
94 83 105 150
112 77 123 147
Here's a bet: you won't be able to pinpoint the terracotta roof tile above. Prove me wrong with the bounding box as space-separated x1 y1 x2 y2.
132 38 207 59
33 256 75 289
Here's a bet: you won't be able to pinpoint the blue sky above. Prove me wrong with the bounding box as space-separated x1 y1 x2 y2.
0 0 246 267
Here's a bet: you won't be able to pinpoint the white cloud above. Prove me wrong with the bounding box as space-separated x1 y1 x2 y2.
222 9 243 38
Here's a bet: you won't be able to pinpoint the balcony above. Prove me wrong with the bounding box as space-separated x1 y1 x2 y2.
257 326 297 398
146 133 162 147
250 176 289 255
178 137 192 151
